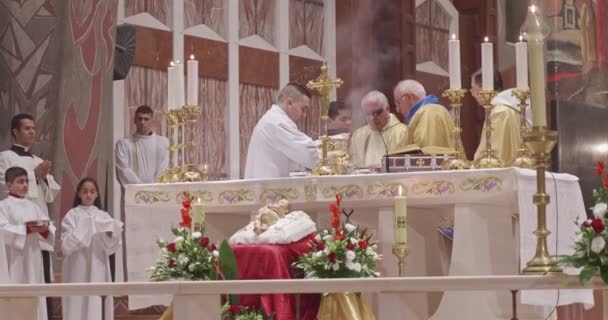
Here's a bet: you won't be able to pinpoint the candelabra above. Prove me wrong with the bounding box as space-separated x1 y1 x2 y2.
441 89 470 170
473 90 504 168
306 63 343 176
182 105 208 181
510 89 534 168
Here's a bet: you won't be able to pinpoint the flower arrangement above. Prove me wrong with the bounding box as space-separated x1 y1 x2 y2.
221 304 273 320
149 193 220 281
294 195 381 278
560 161 608 284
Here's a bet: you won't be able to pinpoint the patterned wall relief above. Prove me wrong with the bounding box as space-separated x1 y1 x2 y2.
290 0 325 55
184 0 225 38
416 0 450 72
125 0 172 27
239 0 276 46
239 84 277 177
124 65 167 136
198 77 227 179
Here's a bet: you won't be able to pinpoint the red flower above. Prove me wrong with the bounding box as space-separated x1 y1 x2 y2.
592 218 605 233
346 242 355 250
583 220 592 228
317 242 326 251
335 231 345 240
182 200 191 209
335 194 341 207
597 161 605 176
229 305 241 314
604 175 608 188
179 208 192 229
209 243 217 251
200 237 210 248
327 253 336 262
166 242 176 253
358 240 368 250
168 259 176 268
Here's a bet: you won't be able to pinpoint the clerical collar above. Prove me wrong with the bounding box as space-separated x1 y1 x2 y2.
10 144 34 158
9 192 25 199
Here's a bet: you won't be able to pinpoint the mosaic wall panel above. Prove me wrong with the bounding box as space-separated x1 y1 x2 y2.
125 0 172 27
239 84 277 177
239 0 276 46
289 0 325 55
184 0 226 38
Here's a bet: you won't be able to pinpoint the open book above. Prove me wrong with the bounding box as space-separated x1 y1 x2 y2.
388 144 455 156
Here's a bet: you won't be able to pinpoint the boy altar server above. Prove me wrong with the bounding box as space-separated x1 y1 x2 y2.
0 166 55 320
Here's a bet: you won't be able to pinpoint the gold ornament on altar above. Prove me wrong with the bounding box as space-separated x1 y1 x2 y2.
511 89 534 168
441 88 470 170
307 62 344 175
473 90 504 169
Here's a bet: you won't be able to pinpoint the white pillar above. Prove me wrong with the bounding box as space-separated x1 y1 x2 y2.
226 0 240 179
323 0 337 101
277 0 289 88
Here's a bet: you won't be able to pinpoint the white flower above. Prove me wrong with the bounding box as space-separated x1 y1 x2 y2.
374 272 381 277
332 263 340 271
323 234 333 241
161 248 168 254
177 254 189 265
591 236 606 254
344 223 356 232
346 250 356 261
315 234 321 241
188 264 196 272
366 247 375 256
353 262 362 272
349 238 357 244
191 232 202 239
594 203 608 218
174 236 185 243
314 251 323 258
212 250 219 257
346 261 355 270
323 247 330 255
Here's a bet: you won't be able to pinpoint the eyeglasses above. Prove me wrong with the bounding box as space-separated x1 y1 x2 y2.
367 108 385 117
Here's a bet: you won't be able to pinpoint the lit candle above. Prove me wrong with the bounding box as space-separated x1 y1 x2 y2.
481 37 494 90
394 186 407 244
192 199 206 230
187 55 199 106
526 5 548 127
167 61 175 110
448 34 461 89
175 60 186 107
515 35 529 89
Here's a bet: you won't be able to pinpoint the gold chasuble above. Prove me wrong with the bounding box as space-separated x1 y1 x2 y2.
406 103 454 148
350 113 408 167
474 104 521 165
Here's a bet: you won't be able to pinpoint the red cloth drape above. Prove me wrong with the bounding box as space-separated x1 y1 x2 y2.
232 234 320 320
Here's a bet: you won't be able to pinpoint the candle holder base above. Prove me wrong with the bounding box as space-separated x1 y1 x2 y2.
442 157 471 170
474 148 504 168
511 148 534 168
392 243 409 277
180 164 209 182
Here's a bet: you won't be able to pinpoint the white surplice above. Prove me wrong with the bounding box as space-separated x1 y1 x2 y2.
115 133 169 185
0 195 55 320
0 229 8 283
0 145 61 219
61 205 123 320
244 105 320 179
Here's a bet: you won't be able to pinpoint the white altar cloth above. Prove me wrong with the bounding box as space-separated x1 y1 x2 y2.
124 168 593 317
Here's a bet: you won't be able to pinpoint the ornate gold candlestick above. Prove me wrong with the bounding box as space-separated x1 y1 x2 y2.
158 110 181 183
392 243 409 277
474 90 504 168
511 89 534 168
306 62 344 176
181 105 208 181
441 89 470 170
521 126 562 274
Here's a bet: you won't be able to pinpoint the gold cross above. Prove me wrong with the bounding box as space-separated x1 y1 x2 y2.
396 216 407 228
306 62 343 120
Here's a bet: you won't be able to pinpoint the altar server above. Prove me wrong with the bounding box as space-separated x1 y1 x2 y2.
350 90 408 168
62 177 123 320
0 166 55 320
471 69 528 165
244 83 320 179
115 105 169 185
394 80 455 148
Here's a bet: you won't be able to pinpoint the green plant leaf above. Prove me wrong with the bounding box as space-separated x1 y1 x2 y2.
218 240 239 306
600 265 608 285
580 265 597 285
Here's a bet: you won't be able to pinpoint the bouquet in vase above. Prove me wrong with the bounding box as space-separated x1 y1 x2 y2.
221 304 273 320
560 161 608 284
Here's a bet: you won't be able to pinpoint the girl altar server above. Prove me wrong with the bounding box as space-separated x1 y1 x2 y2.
61 177 123 320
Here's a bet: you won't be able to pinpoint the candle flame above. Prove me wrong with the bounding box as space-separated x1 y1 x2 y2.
484 36 489 42
190 54 195 60
530 5 537 13
175 60 180 64
169 61 175 67
451 33 456 40
397 185 403 197
519 35 523 42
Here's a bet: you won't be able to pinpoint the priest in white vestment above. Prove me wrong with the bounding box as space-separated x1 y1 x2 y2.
0 166 55 320
244 83 320 179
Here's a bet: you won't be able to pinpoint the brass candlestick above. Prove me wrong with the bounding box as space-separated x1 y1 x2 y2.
441 89 470 170
158 110 181 183
392 243 409 277
474 90 504 168
181 105 208 181
510 89 534 168
521 126 562 274
307 62 344 176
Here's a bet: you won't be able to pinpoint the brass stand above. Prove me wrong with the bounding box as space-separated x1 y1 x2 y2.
511 89 534 168
307 62 344 176
441 89 470 170
392 243 409 277
521 126 562 274
474 90 504 168
182 105 208 181
158 110 181 183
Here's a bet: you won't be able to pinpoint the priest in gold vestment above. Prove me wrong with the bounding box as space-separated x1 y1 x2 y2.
470 69 529 165
394 80 454 148
350 90 407 168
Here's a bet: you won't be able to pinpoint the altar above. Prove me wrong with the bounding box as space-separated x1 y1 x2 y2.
124 168 594 320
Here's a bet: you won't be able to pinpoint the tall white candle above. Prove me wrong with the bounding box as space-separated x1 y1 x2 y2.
175 61 186 108
394 186 407 244
167 61 175 110
448 34 461 89
481 37 494 90
527 5 548 127
187 55 199 106
515 36 529 89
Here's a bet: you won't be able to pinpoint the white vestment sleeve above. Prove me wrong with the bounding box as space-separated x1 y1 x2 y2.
39 174 60 203
155 137 169 179
114 139 142 185
61 213 95 257
94 211 123 255
0 206 27 251
269 122 319 169
37 222 55 249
